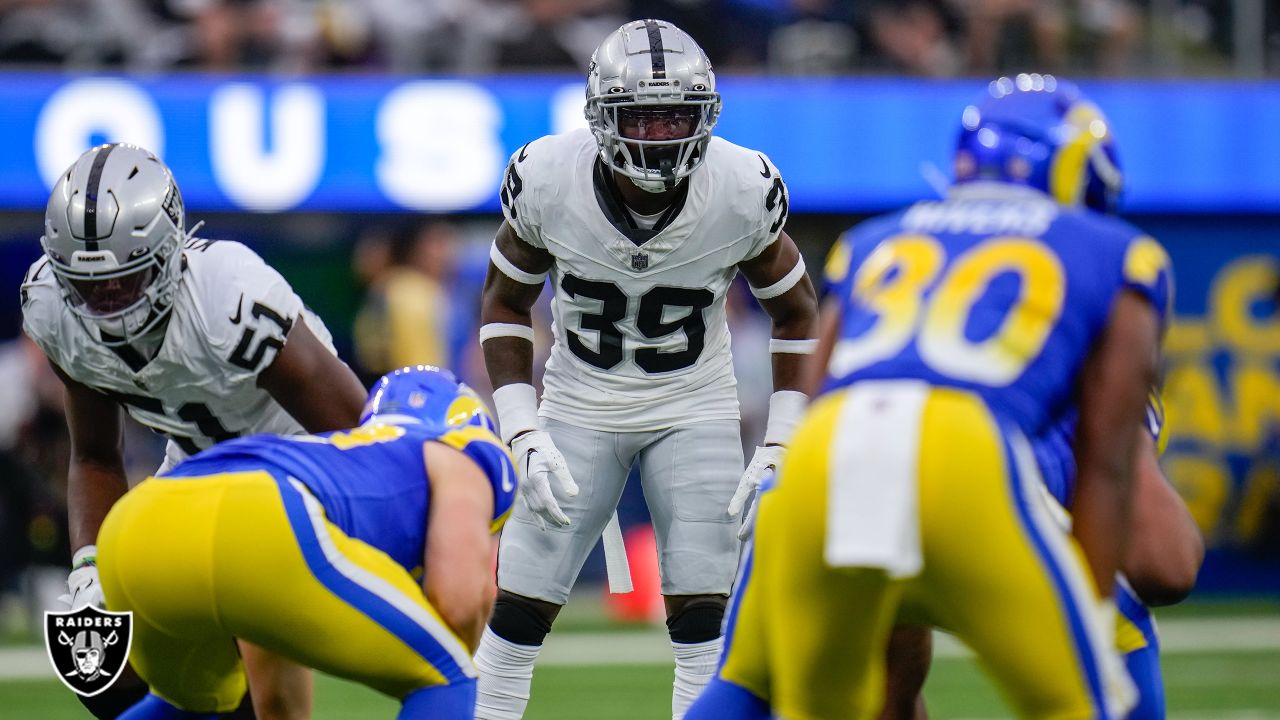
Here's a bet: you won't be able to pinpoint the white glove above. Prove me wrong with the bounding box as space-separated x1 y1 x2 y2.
511 430 579 530
729 445 786 541
59 546 105 610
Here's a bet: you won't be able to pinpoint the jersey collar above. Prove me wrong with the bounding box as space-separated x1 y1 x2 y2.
592 159 690 248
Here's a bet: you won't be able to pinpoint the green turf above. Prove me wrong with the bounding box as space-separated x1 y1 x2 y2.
3 650 1277 718
923 651 1280 718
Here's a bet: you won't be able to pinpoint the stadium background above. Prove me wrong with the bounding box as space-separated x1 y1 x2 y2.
0 1 1277 717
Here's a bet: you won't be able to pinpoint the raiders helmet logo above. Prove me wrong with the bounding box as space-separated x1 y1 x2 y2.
44 606 132 697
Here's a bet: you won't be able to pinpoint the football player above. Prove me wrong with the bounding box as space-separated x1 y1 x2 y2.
688 75 1172 719
98 366 517 720
473 19 818 720
809 77 1203 720
21 143 368 719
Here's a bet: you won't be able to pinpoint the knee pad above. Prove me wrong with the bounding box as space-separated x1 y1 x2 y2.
488 595 554 647
666 598 726 644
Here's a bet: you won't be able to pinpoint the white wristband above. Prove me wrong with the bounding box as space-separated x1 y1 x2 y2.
750 256 807 300
492 382 540 445
769 338 818 354
490 242 548 285
479 323 535 344
764 390 808 447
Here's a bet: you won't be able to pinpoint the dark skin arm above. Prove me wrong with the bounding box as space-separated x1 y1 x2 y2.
479 221 552 392
53 363 128 551
258 316 366 432
737 231 819 395
804 295 844 397
1073 290 1161 597
1120 431 1204 605
423 442 498 651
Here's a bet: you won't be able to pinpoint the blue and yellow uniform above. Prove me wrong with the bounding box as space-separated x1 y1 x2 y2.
707 183 1171 720
98 400 516 716
1034 391 1170 720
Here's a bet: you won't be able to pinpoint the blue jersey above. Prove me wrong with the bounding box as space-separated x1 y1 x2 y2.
163 422 517 575
823 185 1172 439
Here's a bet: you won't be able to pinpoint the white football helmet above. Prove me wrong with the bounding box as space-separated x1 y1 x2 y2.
41 143 188 346
585 19 721 192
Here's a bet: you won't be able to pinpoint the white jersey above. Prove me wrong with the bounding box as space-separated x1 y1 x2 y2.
21 238 337 469
500 129 788 431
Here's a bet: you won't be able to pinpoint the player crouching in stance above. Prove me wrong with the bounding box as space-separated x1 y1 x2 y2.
475 18 816 720
689 75 1173 719
96 366 517 719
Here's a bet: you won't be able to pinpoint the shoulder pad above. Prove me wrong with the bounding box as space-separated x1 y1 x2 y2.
1122 235 1174 327
183 240 303 373
709 140 789 258
19 257 66 351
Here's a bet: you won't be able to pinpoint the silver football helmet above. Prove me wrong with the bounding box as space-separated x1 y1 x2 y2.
585 19 721 192
41 143 188 346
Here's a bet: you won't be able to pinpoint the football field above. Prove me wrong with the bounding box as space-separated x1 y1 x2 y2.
2 605 1277 719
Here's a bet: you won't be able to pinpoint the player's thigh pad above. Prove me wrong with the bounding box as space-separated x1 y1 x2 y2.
914 389 1130 720
497 418 633 604
637 419 743 596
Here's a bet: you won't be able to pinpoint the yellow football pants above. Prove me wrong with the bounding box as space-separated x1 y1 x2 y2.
720 385 1127 720
97 470 474 713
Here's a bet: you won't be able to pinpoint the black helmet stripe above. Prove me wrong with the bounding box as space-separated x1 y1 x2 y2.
82 143 117 251
644 20 666 79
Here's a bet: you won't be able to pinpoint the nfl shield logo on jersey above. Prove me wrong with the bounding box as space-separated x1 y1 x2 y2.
44 606 132 697
631 253 649 271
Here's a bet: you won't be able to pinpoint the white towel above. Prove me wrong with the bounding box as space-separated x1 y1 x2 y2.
825 381 928 578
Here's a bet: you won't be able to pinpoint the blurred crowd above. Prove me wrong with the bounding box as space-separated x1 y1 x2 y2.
0 0 1276 76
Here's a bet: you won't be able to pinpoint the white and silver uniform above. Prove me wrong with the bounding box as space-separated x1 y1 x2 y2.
21 238 337 476
502 128 788 432
495 128 789 602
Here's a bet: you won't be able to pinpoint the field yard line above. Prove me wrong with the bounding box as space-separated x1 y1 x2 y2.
0 617 1276 680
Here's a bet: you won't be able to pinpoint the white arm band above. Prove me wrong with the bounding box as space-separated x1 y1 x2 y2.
750 256 807 300
769 338 818 354
764 390 809 447
479 322 535 344
492 382 540 445
490 242 548 285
